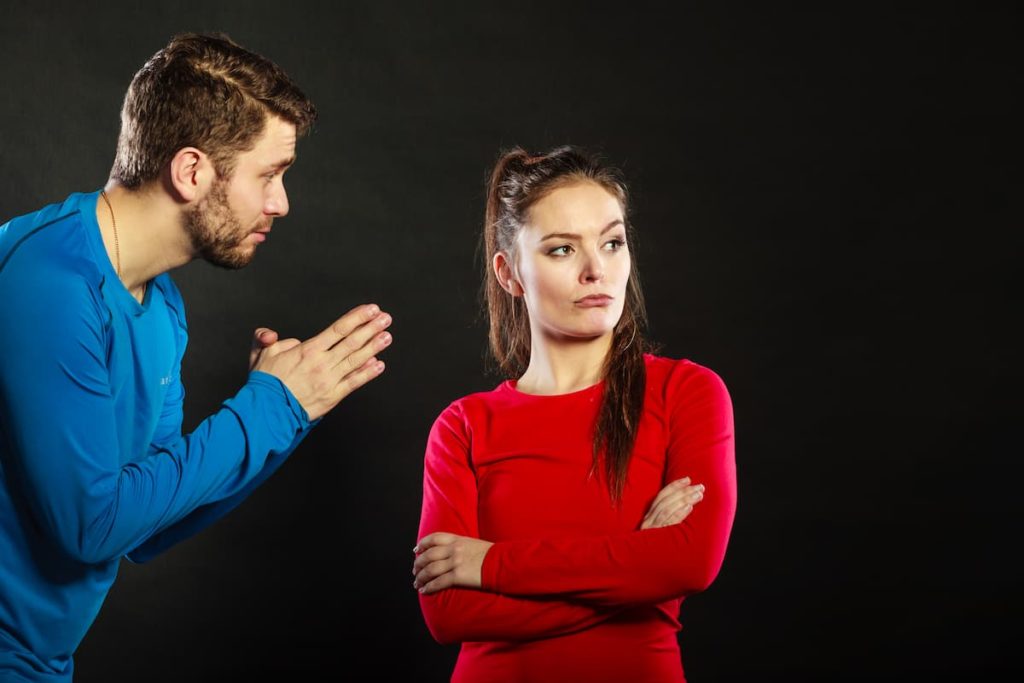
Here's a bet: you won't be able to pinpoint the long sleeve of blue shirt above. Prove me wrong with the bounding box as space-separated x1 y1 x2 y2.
0 191 316 679
125 372 315 563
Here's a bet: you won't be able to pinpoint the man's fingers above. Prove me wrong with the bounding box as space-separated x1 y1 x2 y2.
263 338 302 358
253 327 279 347
249 327 279 368
307 304 382 352
331 357 386 403
252 338 302 369
331 330 392 379
274 338 302 354
325 314 392 374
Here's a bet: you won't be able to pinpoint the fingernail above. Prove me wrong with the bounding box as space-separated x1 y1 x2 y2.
379 314 392 327
413 546 419 553
368 304 379 316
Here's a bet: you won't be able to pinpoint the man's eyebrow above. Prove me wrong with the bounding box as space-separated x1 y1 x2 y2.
539 219 624 241
267 157 296 171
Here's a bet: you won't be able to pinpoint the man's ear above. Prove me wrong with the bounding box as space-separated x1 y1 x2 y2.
167 147 216 203
493 251 523 296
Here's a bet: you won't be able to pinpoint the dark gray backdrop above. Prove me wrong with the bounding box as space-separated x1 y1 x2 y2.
1 2 1018 680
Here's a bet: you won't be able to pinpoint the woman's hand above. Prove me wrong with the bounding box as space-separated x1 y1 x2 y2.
640 477 704 530
413 532 494 595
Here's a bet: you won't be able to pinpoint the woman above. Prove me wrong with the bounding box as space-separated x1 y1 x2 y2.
413 145 737 682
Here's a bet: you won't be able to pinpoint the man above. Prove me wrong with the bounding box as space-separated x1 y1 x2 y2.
0 33 393 680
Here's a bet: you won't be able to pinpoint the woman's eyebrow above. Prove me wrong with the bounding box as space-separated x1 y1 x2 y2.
540 219 624 242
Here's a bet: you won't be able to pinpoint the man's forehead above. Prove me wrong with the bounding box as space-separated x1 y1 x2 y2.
242 117 297 165
260 117 297 149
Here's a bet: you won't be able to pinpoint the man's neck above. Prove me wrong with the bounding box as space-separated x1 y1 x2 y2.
97 181 195 294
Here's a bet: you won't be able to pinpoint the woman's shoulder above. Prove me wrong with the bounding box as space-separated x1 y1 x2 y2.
432 379 515 422
643 353 730 399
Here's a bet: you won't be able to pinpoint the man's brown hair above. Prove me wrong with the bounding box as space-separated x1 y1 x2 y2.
111 32 317 188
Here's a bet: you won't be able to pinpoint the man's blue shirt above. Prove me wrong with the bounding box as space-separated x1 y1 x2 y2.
0 191 314 680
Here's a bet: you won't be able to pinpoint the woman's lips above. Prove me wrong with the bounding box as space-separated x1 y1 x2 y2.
575 295 613 307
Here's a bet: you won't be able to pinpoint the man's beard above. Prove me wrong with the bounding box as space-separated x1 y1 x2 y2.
185 179 262 270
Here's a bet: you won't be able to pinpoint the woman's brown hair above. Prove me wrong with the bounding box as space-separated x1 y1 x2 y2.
482 145 649 502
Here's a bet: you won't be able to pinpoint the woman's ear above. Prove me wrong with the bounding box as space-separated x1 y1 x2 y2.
493 251 523 296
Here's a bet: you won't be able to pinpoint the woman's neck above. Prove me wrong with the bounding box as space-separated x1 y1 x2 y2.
516 330 613 395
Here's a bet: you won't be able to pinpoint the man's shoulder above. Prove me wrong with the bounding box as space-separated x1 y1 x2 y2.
0 192 107 326
1 191 98 279
1 191 90 242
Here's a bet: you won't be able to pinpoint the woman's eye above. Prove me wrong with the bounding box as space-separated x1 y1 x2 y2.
549 245 572 256
604 238 625 251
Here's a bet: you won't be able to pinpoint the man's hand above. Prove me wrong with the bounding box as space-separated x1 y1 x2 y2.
640 477 704 530
250 328 298 370
250 304 393 421
412 532 494 595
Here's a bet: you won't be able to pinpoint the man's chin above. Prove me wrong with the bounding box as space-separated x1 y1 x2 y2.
202 246 255 270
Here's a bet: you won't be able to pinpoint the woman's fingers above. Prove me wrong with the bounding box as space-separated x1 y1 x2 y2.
646 477 691 511
414 557 454 590
418 572 456 595
414 531 456 554
641 484 705 529
413 544 450 574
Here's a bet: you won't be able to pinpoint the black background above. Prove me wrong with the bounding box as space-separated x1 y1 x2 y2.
1 2 1019 680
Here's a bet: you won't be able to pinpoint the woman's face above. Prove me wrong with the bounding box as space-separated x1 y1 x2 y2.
506 180 631 343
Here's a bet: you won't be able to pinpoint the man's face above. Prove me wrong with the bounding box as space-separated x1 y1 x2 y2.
186 115 297 269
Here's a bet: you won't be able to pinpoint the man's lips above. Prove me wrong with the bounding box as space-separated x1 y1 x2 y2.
575 294 613 307
251 224 272 243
